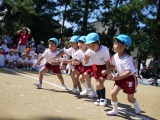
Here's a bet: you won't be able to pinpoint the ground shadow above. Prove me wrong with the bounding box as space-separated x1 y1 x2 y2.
104 100 157 120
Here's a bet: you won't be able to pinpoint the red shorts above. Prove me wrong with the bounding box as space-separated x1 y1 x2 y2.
74 63 83 73
81 65 93 78
45 62 61 73
114 75 138 94
92 64 107 79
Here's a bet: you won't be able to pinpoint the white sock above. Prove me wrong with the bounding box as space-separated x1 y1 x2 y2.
134 100 141 114
82 81 89 90
89 85 96 93
107 101 118 115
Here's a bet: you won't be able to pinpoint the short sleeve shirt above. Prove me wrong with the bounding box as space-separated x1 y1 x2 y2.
85 45 110 65
112 53 135 75
76 49 93 66
42 49 60 64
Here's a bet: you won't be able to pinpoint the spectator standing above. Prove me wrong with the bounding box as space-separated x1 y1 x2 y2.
17 27 31 55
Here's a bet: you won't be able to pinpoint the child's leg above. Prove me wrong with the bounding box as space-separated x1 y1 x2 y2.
70 70 81 91
79 74 89 95
107 85 121 115
70 70 78 88
127 94 141 114
39 66 48 84
56 73 64 84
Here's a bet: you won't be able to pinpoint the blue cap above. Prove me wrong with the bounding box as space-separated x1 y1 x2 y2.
48 38 59 45
115 34 132 48
79 36 86 43
69 35 79 42
85 33 99 44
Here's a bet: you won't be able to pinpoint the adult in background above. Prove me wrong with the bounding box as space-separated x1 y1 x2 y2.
17 27 31 56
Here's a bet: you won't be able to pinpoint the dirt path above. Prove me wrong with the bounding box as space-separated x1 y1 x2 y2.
0 68 159 120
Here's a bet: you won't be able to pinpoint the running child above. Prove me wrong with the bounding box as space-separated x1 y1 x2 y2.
33 38 67 90
76 36 97 98
54 36 82 93
106 34 140 115
84 32 110 106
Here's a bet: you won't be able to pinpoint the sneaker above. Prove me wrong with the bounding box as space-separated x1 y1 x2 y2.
33 82 42 89
62 84 68 90
94 99 100 106
80 89 90 95
88 92 98 98
99 98 107 106
70 87 80 93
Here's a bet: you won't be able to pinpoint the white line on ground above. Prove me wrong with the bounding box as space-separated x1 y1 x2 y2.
2 68 151 120
2 68 63 89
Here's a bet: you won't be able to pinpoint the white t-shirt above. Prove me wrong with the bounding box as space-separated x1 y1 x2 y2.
1 44 9 53
85 45 110 65
111 53 135 75
64 47 79 59
6 54 15 62
76 49 93 66
42 49 60 64
25 58 34 64
14 54 20 61
17 58 26 63
0 54 5 66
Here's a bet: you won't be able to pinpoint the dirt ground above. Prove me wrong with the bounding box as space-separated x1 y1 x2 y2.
0 67 160 120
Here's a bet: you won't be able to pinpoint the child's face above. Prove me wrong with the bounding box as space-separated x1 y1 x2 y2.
49 41 57 51
87 43 98 51
113 39 126 53
78 41 87 51
9 51 14 55
69 42 78 49
22 55 26 59
28 56 32 60
14 51 18 55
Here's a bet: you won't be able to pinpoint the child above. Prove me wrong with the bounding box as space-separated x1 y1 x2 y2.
0 47 5 67
14 49 20 62
1 40 9 53
17 27 31 55
16 52 27 68
84 32 110 106
25 54 34 70
5 49 15 67
33 38 67 90
106 34 140 115
76 36 97 98
54 36 82 93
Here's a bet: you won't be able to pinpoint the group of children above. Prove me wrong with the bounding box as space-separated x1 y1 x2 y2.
33 32 141 116
0 46 40 70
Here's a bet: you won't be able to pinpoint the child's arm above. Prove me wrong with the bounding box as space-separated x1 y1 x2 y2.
72 59 81 66
101 63 115 75
26 27 31 34
52 51 65 60
84 54 90 64
61 58 77 64
17 29 22 34
33 56 45 67
112 71 131 81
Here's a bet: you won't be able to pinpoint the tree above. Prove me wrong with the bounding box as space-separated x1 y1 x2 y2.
101 0 160 57
0 0 61 45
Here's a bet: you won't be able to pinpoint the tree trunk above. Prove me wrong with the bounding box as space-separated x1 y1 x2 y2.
82 0 89 35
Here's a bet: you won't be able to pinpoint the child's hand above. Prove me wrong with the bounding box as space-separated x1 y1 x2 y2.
101 70 107 76
84 54 90 63
111 73 119 81
33 63 37 68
